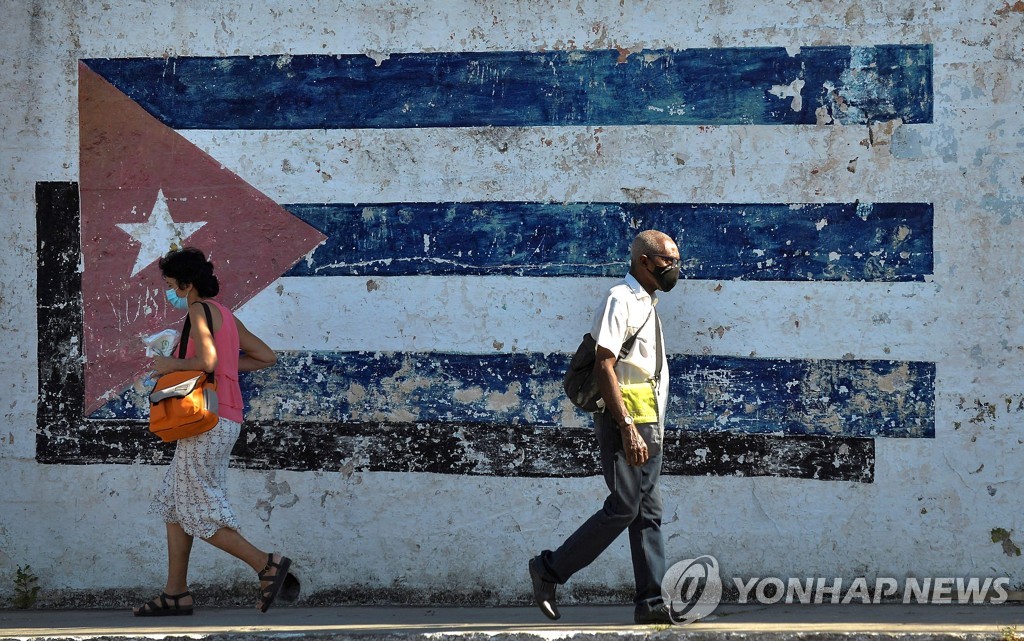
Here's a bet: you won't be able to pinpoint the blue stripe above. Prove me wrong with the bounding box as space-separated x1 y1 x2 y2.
82 46 932 129
284 202 933 281
94 351 935 438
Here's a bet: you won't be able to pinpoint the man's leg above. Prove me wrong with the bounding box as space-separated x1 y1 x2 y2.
628 445 666 612
537 412 644 584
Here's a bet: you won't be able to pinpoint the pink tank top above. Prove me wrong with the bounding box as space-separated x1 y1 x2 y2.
185 299 244 423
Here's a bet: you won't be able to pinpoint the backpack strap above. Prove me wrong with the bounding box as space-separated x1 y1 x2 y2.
175 302 216 376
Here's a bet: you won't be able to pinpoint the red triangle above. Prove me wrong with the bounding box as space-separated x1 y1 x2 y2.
79 62 326 414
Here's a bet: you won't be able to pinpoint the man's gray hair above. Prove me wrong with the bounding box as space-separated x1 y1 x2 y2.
630 230 671 265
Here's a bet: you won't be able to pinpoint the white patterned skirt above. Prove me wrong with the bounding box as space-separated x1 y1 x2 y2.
151 418 242 539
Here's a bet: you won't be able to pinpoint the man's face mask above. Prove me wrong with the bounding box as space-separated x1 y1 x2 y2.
647 256 681 292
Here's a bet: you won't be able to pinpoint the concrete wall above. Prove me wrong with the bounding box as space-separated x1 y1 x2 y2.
2 0 1022 605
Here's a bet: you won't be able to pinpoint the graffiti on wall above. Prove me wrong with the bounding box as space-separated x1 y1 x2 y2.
38 46 935 482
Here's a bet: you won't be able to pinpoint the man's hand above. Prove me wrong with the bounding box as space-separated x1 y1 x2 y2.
620 424 649 466
594 345 650 467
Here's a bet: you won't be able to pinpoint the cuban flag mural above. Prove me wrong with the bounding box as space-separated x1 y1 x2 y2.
38 45 934 482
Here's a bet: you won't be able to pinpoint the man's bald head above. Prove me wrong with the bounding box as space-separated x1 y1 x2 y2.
628 229 680 294
630 230 675 266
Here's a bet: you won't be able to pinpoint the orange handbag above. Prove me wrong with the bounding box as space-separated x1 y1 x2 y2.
148 303 219 442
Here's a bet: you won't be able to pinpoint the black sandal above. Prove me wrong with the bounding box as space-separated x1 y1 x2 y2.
257 554 292 613
134 591 194 617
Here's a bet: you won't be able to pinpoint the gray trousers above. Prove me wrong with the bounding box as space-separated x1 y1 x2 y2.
538 411 666 610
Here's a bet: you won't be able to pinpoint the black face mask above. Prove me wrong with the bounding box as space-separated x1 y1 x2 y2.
648 262 680 292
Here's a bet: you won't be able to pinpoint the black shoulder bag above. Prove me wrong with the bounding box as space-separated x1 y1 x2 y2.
563 309 653 412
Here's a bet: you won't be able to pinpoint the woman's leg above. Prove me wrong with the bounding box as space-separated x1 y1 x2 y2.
205 527 291 610
204 527 267 573
165 522 195 594
133 522 195 614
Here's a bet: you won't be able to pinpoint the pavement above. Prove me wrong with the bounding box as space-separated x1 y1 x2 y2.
2 604 1024 640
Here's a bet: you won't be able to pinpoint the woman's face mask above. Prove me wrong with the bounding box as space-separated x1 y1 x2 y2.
165 287 190 310
164 277 192 310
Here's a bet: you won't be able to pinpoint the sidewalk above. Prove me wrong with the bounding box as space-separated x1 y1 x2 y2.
2 604 1024 640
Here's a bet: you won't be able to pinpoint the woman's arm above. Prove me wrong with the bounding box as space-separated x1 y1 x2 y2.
152 303 218 375
236 317 277 372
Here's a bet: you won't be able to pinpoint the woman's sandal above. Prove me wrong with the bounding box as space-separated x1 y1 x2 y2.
134 591 194 617
257 554 292 613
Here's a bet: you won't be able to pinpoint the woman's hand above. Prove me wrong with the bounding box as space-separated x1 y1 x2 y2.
152 355 179 376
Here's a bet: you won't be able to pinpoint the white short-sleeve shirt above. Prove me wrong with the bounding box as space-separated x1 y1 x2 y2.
590 272 669 431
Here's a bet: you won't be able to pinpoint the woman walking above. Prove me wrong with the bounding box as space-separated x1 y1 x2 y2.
135 247 298 616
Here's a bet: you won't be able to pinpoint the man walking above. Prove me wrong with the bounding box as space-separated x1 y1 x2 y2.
530 229 680 625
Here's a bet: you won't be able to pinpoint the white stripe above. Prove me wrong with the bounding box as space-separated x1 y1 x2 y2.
238 276 941 362
182 125 940 205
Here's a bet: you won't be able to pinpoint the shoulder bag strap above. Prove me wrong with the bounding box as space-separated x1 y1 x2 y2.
616 308 654 361
652 309 663 384
175 302 215 376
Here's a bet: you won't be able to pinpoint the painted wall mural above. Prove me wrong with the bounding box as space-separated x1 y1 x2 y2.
38 46 935 483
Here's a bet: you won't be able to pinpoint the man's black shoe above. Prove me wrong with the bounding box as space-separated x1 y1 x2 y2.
634 603 674 625
528 557 560 620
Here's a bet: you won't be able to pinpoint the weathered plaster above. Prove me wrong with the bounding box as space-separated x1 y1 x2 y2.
2 0 1023 605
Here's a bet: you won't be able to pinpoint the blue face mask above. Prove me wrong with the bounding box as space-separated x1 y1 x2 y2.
165 288 190 310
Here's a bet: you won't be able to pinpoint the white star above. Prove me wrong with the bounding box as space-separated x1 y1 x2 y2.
116 189 207 276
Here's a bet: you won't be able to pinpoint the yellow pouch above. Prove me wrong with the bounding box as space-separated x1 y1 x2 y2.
620 382 658 424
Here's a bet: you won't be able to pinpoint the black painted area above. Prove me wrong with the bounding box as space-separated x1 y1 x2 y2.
36 418 873 482
34 183 173 462
34 183 105 459
236 421 875 482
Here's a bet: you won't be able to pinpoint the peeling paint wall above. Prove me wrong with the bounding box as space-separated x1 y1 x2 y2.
2 0 1023 604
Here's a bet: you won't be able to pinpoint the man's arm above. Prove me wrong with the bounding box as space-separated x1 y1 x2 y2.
594 346 649 466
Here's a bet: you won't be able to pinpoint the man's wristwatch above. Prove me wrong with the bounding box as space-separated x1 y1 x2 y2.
619 415 634 429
